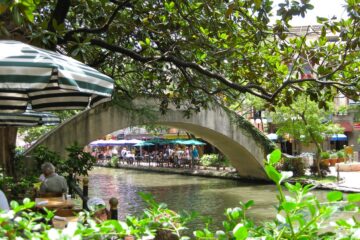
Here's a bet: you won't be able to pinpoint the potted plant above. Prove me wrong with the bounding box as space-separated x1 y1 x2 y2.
337 151 346 163
320 152 330 166
329 153 338 166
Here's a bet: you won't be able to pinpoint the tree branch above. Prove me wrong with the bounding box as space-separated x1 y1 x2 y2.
61 0 132 43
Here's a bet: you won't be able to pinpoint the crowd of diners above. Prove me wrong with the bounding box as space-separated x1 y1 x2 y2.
92 144 201 168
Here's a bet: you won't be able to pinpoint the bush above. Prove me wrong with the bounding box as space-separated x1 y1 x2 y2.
200 154 219 167
32 145 63 176
337 150 345 158
282 157 305 177
1 150 360 239
320 151 330 159
110 156 118 167
33 144 96 183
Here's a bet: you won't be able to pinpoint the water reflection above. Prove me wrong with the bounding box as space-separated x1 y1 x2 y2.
88 167 329 229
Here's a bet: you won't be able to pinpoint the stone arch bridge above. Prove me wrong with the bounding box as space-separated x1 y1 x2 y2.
26 100 275 180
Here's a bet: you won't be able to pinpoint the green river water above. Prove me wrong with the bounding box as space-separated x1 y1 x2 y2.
88 167 331 230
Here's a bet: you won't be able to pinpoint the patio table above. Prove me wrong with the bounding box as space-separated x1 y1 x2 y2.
35 197 75 210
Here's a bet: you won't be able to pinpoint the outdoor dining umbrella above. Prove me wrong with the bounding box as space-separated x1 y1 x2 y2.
0 108 61 127
181 139 206 146
134 142 155 147
145 138 171 145
0 40 114 177
0 40 114 113
89 139 128 147
134 142 154 156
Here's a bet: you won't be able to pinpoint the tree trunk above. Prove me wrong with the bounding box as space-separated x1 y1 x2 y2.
0 127 18 177
301 115 323 177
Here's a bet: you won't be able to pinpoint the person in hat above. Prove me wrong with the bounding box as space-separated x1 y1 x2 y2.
87 197 109 222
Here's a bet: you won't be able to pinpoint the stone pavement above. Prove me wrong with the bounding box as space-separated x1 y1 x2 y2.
324 166 360 193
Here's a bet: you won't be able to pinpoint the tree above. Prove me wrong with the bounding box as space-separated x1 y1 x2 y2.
271 95 343 176
1 0 359 113
1 0 359 177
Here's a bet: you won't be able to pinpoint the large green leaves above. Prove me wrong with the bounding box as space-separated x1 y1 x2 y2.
267 148 282 165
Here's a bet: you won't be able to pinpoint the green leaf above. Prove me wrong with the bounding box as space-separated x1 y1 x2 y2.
10 200 19 210
244 200 254 209
145 37 151 45
336 219 352 227
233 223 248 240
285 182 295 191
347 193 360 202
327 191 343 202
343 203 358 212
265 165 281 184
282 202 297 212
194 230 205 238
230 207 241 219
267 149 282 165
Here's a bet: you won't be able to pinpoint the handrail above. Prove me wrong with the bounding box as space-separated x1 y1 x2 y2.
69 178 89 210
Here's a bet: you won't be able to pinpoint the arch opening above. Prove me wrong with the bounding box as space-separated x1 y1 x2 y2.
26 103 272 180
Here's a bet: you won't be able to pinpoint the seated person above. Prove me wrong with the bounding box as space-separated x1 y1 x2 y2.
39 162 68 197
87 197 109 222
0 190 10 212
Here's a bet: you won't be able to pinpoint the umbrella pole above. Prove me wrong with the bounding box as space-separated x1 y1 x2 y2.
0 126 17 177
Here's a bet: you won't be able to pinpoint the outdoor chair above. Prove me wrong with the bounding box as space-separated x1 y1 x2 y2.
135 156 142 165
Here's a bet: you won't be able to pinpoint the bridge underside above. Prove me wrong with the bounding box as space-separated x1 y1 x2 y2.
26 102 274 180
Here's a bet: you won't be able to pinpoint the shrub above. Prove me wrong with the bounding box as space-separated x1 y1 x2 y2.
320 151 330 159
110 156 118 167
33 144 96 183
282 156 305 177
200 154 218 167
330 152 338 159
337 150 345 158
1 150 360 239
32 145 63 176
62 143 97 182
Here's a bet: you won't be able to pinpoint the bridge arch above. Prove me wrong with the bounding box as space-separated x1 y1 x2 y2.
26 101 275 180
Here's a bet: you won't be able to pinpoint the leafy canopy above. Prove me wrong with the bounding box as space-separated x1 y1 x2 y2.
1 0 359 113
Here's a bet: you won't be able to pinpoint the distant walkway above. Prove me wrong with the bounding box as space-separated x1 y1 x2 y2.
96 162 360 192
324 167 360 193
95 161 268 182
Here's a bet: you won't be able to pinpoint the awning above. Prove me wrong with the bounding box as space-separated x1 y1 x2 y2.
330 134 348 141
337 121 353 132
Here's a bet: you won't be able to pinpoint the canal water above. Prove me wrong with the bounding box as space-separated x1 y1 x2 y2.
88 167 330 230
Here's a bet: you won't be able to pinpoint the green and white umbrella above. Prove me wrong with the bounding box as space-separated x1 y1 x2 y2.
0 108 60 127
0 40 114 113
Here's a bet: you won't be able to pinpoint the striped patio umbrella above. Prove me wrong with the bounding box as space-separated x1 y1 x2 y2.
0 109 60 127
0 40 114 113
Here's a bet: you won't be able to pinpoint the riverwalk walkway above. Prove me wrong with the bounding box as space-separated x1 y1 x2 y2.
322 167 360 193
96 161 360 192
